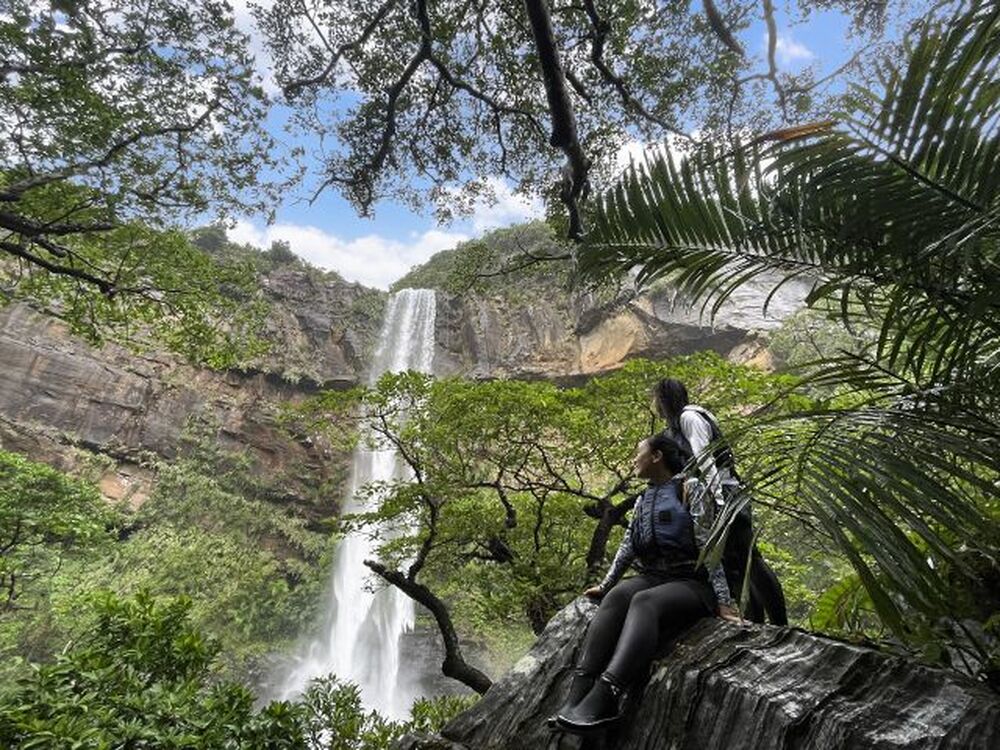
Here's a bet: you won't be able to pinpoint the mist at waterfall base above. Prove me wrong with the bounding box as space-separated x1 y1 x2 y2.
273 289 437 719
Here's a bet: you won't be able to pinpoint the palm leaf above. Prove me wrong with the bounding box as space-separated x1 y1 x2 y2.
579 0 1000 655
581 1 1000 383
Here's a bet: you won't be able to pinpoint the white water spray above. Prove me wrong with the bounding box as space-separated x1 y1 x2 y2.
277 289 437 717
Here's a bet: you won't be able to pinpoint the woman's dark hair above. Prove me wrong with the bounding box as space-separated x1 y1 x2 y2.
646 433 691 475
652 378 689 435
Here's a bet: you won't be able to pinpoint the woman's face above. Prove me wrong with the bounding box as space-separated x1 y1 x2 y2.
634 439 660 479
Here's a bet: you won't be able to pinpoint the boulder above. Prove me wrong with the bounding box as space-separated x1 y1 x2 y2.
396 598 1000 750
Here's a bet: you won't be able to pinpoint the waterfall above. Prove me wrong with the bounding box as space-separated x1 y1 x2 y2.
276 288 437 718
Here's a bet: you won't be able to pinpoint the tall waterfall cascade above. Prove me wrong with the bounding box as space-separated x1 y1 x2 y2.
277 289 437 717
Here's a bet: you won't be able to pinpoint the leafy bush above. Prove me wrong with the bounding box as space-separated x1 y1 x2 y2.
0 592 305 749
0 450 117 617
0 591 477 750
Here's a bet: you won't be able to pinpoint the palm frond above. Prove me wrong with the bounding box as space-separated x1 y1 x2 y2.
580 0 1000 383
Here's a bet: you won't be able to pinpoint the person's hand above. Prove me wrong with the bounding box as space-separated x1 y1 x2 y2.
583 586 605 600
717 604 742 623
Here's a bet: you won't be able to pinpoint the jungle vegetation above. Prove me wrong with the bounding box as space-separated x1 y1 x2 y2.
0 0 997 746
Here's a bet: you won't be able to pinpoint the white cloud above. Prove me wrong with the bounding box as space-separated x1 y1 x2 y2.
774 35 815 68
613 134 693 175
229 220 469 290
230 0 281 96
467 177 544 233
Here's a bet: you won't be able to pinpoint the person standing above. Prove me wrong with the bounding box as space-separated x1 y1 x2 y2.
652 378 788 625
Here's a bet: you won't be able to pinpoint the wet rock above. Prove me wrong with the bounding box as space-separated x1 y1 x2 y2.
397 598 1000 750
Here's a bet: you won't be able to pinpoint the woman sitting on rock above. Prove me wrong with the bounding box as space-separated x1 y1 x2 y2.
554 433 739 732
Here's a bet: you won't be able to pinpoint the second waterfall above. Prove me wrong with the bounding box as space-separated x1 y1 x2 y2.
278 288 437 717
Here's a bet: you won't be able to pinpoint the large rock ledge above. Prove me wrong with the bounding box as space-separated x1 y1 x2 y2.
396 599 1000 750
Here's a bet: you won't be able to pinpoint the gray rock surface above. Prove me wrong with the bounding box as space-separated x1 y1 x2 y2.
431 272 808 379
396 598 1000 750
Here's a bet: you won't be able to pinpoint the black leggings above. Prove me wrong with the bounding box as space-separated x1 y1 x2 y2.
722 507 788 625
578 575 714 686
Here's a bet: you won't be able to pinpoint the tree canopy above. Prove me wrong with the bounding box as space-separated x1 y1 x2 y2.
258 0 910 236
0 1 277 361
297 354 808 692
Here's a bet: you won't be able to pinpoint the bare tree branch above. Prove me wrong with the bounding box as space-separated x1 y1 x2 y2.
523 0 590 239
365 559 493 694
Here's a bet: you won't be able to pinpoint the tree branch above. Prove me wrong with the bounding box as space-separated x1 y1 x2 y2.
584 489 638 580
580 0 691 140
408 495 438 580
0 240 114 295
703 0 745 56
364 559 493 694
0 102 223 201
281 0 400 98
523 0 590 239
416 0 547 141
0 42 150 80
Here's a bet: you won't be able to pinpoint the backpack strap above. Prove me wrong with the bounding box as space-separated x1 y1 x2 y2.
682 405 739 478
682 405 721 441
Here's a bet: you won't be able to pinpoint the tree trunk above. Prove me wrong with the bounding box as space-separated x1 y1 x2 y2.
584 497 635 582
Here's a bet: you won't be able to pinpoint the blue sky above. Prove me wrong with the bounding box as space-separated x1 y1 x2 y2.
228 1 924 289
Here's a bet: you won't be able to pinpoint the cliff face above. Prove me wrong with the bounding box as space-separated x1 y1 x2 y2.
432 272 807 379
396 598 1000 750
0 265 385 517
0 251 805 514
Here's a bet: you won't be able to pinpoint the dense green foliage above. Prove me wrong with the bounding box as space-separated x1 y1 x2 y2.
0 592 474 749
0 450 116 616
392 222 572 297
0 428 334 692
300 354 816 669
581 0 1000 685
0 592 303 749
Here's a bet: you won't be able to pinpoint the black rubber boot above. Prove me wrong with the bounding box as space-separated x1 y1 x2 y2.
547 669 595 729
555 672 627 732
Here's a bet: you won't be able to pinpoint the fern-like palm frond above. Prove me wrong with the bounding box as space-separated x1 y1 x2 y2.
580 1 1000 383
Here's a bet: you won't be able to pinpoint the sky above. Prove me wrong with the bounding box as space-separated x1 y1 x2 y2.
226 2 916 290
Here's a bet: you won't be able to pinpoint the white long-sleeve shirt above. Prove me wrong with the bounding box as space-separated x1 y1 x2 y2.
679 406 737 508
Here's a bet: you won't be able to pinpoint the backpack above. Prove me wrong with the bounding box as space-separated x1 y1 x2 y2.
679 405 739 479
629 477 698 559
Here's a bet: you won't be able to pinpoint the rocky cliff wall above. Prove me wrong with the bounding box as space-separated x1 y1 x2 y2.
1 229 809 516
0 265 385 518
396 598 1000 750
431 272 808 380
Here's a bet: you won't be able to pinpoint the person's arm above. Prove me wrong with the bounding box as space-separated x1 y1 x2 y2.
585 499 639 597
681 410 723 505
686 478 735 612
